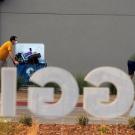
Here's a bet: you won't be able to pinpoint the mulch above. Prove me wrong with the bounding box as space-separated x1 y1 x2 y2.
3 123 135 135
36 124 135 135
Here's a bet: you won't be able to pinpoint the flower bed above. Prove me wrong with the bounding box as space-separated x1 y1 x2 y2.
37 124 135 135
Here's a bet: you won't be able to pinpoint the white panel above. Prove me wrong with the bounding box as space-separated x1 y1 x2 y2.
1 68 16 117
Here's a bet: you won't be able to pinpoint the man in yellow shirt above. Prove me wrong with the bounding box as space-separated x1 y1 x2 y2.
0 36 19 67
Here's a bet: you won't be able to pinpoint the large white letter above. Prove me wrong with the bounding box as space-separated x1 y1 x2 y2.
28 67 79 118
84 67 134 119
1 68 16 117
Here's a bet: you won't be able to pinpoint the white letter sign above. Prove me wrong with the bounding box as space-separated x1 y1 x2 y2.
1 68 16 117
28 67 79 118
0 66 135 119
83 67 134 118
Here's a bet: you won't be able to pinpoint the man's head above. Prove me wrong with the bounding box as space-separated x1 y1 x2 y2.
10 35 18 45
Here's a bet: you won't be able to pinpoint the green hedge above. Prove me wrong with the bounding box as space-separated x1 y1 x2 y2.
17 73 117 95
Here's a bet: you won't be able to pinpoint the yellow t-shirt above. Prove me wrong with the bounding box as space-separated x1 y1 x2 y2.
0 41 12 61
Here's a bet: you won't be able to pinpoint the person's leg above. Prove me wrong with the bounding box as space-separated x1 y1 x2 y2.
0 60 5 72
127 60 135 79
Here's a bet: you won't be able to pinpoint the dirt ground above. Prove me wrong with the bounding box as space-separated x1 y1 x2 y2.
10 124 135 135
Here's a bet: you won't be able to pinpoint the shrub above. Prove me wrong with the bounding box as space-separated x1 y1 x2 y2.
98 125 109 134
128 117 135 129
29 82 61 94
100 82 117 95
45 82 61 94
17 76 25 90
19 114 32 126
0 117 29 134
75 74 90 95
75 74 117 95
76 114 89 126
0 118 16 135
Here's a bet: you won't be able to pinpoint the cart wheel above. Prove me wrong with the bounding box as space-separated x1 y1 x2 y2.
26 67 35 77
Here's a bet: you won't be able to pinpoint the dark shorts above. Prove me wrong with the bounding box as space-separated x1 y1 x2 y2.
127 60 135 75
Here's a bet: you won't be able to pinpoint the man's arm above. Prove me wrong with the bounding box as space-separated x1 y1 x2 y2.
9 52 19 65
